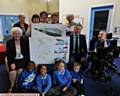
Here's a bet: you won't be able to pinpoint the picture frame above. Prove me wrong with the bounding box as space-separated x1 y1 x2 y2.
62 15 84 25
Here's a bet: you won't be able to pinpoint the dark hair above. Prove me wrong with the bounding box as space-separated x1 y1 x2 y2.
26 61 35 70
31 14 40 22
37 64 47 73
55 59 65 65
40 11 48 17
28 61 35 64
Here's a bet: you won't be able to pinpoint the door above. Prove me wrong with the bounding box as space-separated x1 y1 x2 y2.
89 5 113 41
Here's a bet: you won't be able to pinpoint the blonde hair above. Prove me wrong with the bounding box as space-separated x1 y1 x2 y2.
99 30 107 40
73 61 81 67
11 27 22 36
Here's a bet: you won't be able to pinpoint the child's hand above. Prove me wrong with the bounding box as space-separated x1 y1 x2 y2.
81 79 84 84
62 86 68 92
73 79 77 83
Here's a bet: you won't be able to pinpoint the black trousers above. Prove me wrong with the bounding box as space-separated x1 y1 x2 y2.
72 81 85 95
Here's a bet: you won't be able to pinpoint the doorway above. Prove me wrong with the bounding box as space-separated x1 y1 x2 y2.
89 5 113 41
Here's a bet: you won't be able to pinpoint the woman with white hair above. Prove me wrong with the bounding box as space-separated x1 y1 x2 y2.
6 27 30 92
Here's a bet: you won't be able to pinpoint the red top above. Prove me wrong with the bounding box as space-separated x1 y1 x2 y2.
0 44 6 52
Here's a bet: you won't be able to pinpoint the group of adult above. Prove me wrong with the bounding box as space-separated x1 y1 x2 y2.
6 11 110 94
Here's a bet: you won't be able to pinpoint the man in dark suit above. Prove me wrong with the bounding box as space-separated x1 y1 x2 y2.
69 24 87 69
14 14 28 36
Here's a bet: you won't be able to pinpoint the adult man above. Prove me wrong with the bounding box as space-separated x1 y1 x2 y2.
70 24 87 66
14 14 28 36
40 11 48 23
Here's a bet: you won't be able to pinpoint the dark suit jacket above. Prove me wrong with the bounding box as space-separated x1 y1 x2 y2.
70 34 87 58
13 22 28 32
6 37 30 66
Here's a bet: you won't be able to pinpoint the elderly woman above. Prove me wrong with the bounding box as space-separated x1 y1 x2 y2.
6 27 30 92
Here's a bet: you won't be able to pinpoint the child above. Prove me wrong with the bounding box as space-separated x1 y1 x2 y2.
52 60 77 96
71 61 85 96
18 61 36 93
36 65 52 96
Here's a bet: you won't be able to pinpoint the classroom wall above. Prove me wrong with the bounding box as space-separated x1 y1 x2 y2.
0 0 59 22
27 0 59 20
59 0 120 44
0 0 119 43
26 0 47 20
0 0 28 16
0 0 59 39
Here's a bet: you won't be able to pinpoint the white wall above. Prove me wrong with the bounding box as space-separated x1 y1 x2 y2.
0 0 28 15
0 0 59 22
0 0 59 38
27 0 59 20
0 0 29 23
60 0 120 45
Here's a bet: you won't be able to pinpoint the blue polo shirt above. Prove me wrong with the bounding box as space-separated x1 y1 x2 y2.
36 74 52 94
53 69 72 88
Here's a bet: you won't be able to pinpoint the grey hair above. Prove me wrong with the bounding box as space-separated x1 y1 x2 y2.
11 27 22 36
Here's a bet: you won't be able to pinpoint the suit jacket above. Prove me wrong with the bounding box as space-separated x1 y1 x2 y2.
13 22 28 32
6 37 30 66
70 34 87 58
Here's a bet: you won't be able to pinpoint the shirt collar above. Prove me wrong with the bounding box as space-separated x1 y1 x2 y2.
58 70 65 75
40 74 47 79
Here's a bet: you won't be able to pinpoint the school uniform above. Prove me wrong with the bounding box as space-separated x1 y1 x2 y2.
36 74 52 96
71 70 85 95
18 69 36 93
52 69 77 96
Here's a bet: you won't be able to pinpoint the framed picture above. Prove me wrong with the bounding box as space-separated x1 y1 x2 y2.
62 15 83 25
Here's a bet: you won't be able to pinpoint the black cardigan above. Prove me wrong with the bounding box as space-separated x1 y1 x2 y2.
6 37 30 66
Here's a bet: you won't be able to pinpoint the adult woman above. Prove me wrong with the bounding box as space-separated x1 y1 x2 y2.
31 14 40 23
6 27 30 92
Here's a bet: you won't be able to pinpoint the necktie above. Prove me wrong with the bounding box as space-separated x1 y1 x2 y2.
75 36 80 54
73 35 80 54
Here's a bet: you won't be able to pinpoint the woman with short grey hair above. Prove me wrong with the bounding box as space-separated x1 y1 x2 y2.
6 27 30 92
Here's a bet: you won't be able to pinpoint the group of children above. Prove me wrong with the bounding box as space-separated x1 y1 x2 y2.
16 60 85 96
